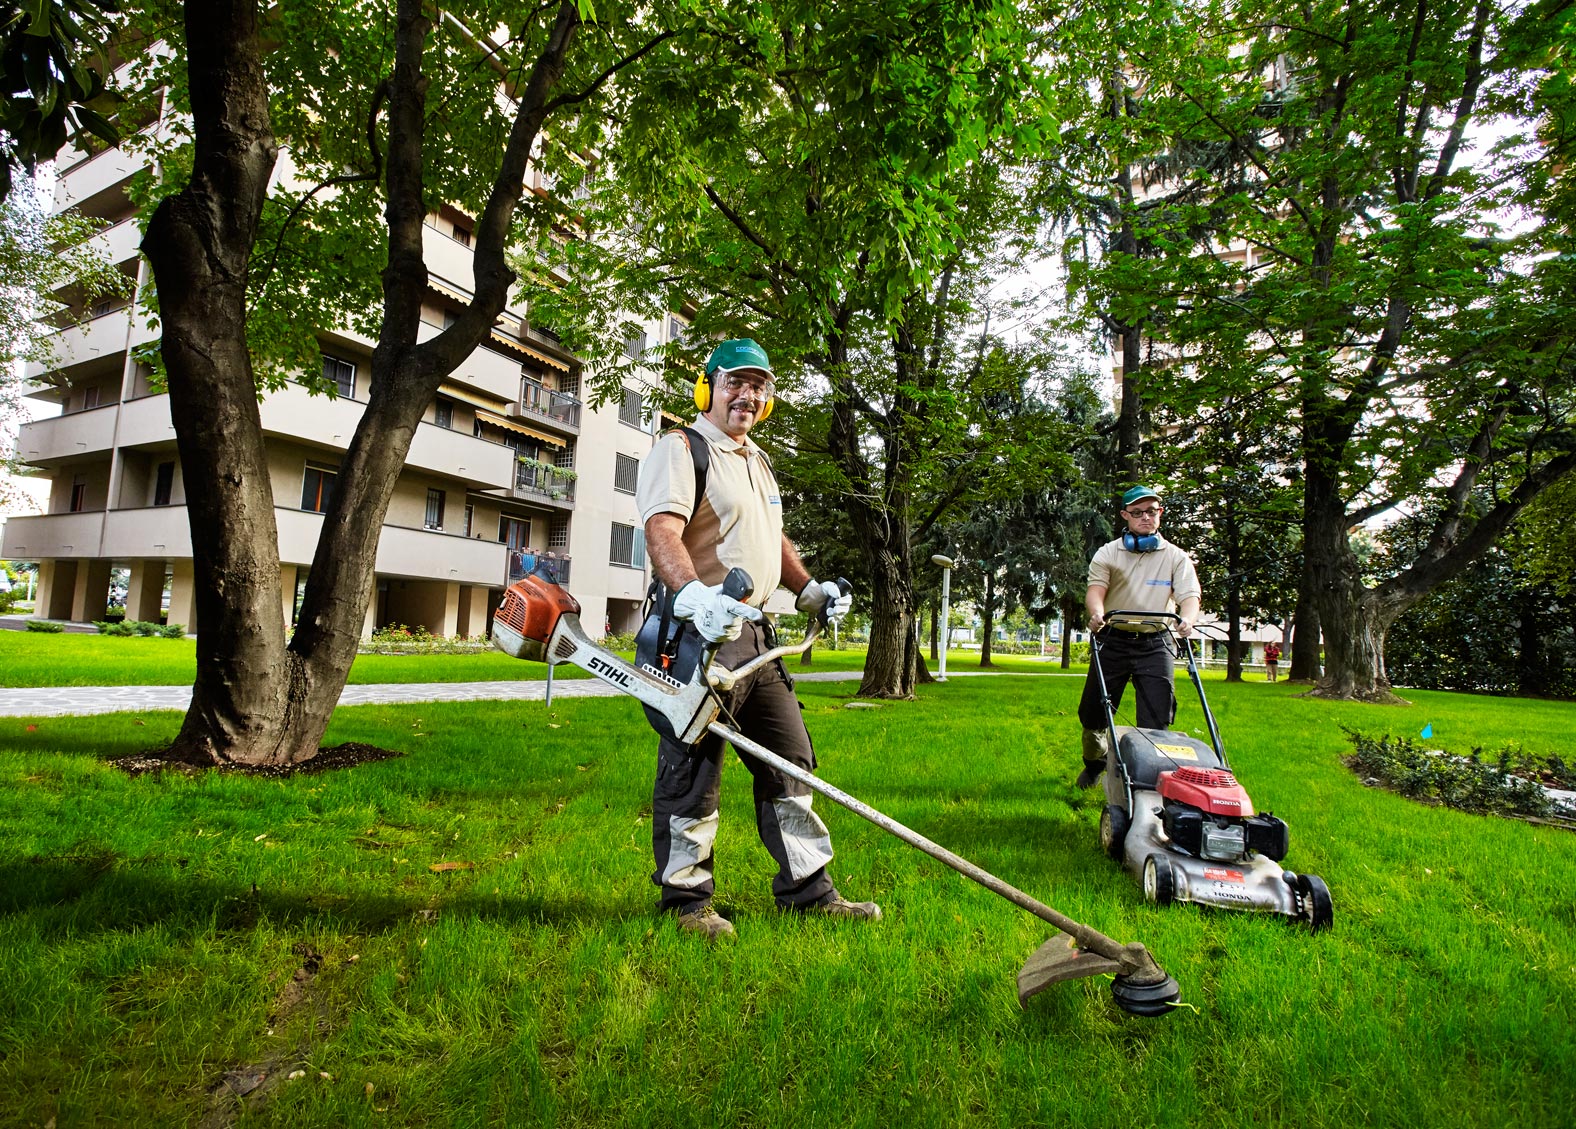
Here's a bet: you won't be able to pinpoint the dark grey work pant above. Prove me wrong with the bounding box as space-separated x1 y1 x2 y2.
1078 629 1177 732
651 619 837 912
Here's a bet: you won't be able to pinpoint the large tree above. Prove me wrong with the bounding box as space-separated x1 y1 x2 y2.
132 0 684 764
1084 0 1576 701
543 1 1050 697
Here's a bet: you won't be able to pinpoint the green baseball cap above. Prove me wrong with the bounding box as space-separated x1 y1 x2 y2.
1122 485 1161 506
706 338 773 377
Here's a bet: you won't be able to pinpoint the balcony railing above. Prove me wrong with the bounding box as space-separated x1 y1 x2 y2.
514 461 577 503
507 550 571 587
519 379 581 429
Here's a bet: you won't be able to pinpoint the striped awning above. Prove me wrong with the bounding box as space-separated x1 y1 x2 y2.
427 277 471 304
475 409 566 447
437 382 509 411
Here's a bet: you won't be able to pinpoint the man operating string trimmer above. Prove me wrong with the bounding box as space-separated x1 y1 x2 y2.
634 338 879 940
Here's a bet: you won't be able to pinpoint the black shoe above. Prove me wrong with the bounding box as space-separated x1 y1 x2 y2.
1075 761 1104 789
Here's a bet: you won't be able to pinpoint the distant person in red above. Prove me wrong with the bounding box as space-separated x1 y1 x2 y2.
1263 639 1282 682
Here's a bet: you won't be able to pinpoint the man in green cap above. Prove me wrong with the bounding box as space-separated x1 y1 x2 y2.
1075 486 1202 789
633 338 879 939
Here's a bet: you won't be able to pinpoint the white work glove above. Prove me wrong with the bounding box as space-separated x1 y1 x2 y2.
796 579 853 624
672 579 762 644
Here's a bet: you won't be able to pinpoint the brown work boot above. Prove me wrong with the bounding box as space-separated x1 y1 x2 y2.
1075 760 1105 789
674 904 735 940
796 895 881 921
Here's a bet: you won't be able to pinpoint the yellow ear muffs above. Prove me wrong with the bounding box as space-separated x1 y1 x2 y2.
694 373 774 420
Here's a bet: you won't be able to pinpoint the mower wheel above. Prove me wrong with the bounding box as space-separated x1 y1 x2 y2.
1142 853 1176 906
1296 873 1333 932
1099 805 1130 862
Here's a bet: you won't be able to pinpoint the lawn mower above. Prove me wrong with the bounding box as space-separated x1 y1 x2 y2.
1092 611 1333 930
492 568 1183 1016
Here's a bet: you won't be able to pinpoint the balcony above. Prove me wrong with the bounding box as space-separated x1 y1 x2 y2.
518 379 581 431
54 145 144 211
37 307 134 375
254 383 514 490
507 550 571 587
16 404 119 466
377 523 507 586
102 506 193 558
512 461 577 508
74 216 143 272
1 510 107 559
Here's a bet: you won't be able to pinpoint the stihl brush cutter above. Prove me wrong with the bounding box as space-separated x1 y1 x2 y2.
492 569 1181 1016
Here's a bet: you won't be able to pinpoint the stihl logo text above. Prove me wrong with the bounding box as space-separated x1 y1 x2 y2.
588 656 633 688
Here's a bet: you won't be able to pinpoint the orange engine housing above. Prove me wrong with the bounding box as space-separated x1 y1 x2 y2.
496 573 582 647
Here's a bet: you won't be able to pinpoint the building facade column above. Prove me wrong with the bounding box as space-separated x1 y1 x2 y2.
71 559 113 622
168 558 197 633
125 559 166 622
279 564 298 632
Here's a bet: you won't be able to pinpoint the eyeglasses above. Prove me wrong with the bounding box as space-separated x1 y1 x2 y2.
1124 506 1161 519
719 373 774 400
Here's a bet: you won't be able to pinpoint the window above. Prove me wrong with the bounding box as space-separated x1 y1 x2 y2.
153 461 175 506
500 517 530 550
623 329 647 359
424 488 446 531
464 504 474 537
323 354 356 399
614 453 639 495
301 462 337 512
618 386 643 428
452 225 472 246
610 522 637 567
435 398 453 429
69 476 87 513
668 315 688 346
555 439 575 469
83 386 100 410
549 515 569 548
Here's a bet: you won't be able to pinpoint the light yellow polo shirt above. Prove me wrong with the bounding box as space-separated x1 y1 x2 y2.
635 415 783 607
1087 535 1201 615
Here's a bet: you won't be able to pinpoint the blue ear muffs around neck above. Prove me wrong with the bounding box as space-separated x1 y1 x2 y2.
1123 531 1161 552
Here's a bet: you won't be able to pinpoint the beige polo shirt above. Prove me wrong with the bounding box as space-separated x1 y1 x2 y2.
635 415 783 607
1088 535 1201 616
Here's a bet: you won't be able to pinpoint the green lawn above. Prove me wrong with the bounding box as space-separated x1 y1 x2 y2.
1 671 1572 1126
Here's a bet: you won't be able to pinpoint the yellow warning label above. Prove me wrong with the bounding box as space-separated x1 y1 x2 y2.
1154 743 1198 758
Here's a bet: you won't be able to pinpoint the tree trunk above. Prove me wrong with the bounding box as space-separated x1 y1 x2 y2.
1060 595 1076 669
143 1 302 765
920 589 932 662
142 0 583 764
979 568 995 667
1288 578 1322 680
858 540 919 698
1224 495 1243 682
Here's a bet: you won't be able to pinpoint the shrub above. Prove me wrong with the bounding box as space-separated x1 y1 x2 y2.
158 623 187 638
101 607 126 623
0 589 16 614
1344 728 1557 818
603 631 638 651
132 620 159 636
94 620 137 636
25 619 63 633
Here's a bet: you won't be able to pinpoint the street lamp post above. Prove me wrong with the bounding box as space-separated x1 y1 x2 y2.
931 554 955 682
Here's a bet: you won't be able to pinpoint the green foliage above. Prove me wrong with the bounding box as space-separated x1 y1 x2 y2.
0 0 122 199
24 619 62 632
92 619 173 637
360 625 488 655
1344 729 1562 820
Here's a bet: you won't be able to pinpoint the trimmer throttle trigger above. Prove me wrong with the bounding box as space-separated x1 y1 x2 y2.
721 567 754 603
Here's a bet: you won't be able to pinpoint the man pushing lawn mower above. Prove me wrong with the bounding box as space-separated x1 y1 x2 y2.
634 338 878 940
1078 485 1201 790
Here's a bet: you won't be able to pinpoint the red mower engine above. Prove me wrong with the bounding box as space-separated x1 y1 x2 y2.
1158 767 1289 863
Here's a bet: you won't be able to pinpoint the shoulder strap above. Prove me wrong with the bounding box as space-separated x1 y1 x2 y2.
679 426 710 504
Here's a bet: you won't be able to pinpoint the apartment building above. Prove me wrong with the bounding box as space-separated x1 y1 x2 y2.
1 106 678 640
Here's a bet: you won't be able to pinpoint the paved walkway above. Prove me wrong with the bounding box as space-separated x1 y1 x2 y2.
0 669 1065 718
